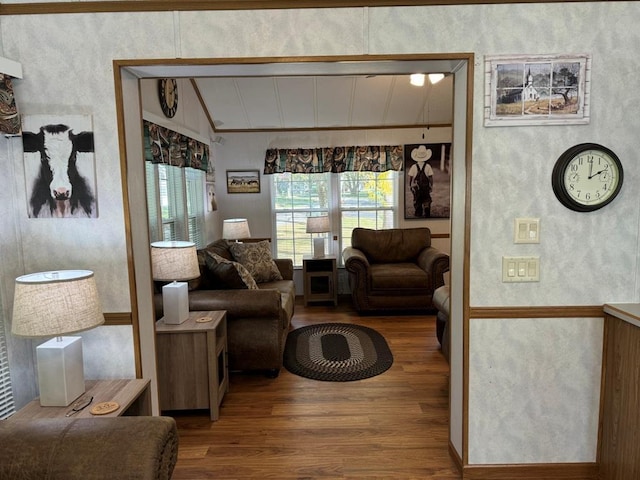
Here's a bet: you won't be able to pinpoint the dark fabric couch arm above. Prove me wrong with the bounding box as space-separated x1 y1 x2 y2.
154 288 281 320
0 417 177 480
343 246 370 272
417 246 450 290
274 258 293 280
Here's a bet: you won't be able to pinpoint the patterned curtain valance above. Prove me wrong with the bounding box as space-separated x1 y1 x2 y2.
143 120 209 172
263 145 404 174
0 74 20 135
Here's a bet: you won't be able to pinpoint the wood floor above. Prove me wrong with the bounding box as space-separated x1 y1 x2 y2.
171 297 460 479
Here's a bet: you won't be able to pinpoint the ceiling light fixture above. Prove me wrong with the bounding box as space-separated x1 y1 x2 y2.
410 73 425 87
428 73 445 84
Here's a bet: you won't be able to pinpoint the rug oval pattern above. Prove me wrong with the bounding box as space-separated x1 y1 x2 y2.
284 323 393 381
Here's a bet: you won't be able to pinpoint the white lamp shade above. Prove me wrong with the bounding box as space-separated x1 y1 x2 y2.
306 216 330 234
150 241 199 281
12 270 104 337
222 218 251 240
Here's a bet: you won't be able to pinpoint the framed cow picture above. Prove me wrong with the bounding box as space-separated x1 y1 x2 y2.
22 114 98 218
226 169 260 194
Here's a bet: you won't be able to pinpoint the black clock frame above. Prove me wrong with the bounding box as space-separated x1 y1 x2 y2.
551 143 623 213
158 78 178 118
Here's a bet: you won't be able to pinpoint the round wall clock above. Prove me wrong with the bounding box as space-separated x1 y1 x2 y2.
158 78 178 118
551 143 623 212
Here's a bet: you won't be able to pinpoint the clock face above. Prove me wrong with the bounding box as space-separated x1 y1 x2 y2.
552 143 623 212
158 78 178 118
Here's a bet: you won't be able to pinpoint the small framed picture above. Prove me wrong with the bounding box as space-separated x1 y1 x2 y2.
484 54 591 127
226 169 260 194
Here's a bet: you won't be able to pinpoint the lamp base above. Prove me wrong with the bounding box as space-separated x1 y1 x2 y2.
36 336 85 407
313 237 325 258
162 281 189 324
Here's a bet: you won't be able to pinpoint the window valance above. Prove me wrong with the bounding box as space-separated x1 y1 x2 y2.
143 120 209 172
263 145 403 174
0 74 20 135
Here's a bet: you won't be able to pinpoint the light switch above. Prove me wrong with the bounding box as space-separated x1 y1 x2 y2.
502 256 540 282
514 218 540 244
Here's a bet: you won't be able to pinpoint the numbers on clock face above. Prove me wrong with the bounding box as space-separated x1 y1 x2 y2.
563 150 619 206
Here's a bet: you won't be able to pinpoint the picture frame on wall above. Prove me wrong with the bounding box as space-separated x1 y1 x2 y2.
22 114 98 218
484 54 591 127
404 143 451 220
226 169 260 194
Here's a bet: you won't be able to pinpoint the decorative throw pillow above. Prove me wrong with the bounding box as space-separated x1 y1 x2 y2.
229 240 283 284
204 251 258 290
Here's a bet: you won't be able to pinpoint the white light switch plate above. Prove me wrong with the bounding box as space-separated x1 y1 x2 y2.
502 256 540 282
514 218 540 244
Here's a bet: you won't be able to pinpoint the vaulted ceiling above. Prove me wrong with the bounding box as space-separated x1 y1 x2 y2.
194 73 453 131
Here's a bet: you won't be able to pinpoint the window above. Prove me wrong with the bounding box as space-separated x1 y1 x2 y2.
339 171 396 251
272 170 397 266
0 295 15 419
146 163 206 248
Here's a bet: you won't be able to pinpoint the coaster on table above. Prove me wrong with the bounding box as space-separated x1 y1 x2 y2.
196 316 212 323
90 401 120 415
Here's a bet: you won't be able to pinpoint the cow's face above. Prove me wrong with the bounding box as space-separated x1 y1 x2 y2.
44 129 74 200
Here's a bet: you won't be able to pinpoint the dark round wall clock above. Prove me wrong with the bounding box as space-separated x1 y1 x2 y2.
551 143 623 212
158 78 178 118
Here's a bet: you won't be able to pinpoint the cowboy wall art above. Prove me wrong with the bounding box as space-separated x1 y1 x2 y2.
403 143 452 219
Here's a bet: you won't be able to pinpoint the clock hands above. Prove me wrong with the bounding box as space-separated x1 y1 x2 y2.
588 167 607 179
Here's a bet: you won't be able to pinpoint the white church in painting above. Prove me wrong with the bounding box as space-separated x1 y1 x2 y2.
523 68 539 101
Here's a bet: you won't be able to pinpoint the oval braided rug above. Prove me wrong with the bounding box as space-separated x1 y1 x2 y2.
283 323 393 381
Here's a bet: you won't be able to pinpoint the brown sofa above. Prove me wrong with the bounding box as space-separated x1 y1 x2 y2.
342 227 449 313
0 416 177 480
154 239 295 377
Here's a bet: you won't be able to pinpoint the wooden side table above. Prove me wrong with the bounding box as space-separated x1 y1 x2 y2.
303 255 338 306
155 310 228 421
10 379 151 419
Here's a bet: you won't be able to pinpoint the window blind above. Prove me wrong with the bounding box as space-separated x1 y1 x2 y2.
0 295 15 419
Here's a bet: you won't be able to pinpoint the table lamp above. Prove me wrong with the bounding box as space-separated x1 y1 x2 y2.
222 218 251 242
306 216 330 258
151 241 199 325
12 270 105 407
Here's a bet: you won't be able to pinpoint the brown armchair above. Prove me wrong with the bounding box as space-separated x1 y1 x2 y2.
342 227 449 313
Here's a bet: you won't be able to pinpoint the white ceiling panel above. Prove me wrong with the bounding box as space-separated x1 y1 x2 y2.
316 77 354 128
386 78 426 126
195 72 453 131
235 77 281 129
195 77 246 128
351 75 394 126
277 77 316 129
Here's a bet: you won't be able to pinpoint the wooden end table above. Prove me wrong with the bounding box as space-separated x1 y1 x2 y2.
10 379 151 419
155 310 228 421
303 255 338 306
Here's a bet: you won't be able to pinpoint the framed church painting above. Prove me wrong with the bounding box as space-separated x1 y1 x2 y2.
484 54 591 126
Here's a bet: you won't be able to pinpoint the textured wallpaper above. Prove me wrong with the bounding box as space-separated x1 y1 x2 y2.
2 0 639 464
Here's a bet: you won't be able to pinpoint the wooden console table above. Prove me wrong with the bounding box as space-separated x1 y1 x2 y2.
156 310 228 421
